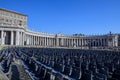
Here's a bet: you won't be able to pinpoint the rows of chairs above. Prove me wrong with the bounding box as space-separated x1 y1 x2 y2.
17 47 120 80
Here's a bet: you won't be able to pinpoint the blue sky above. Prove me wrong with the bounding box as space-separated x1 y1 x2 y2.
0 0 120 35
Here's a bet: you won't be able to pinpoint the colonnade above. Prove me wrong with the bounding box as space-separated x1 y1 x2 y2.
25 35 56 47
0 30 24 45
24 34 112 48
0 29 118 48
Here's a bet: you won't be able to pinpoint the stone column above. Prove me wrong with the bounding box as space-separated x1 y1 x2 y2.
28 35 31 45
31 35 33 46
34 36 36 45
45 37 47 46
38 37 39 46
32 36 33 46
78 39 80 47
68 39 70 47
42 37 44 46
46 37 48 46
11 31 14 45
67 39 68 47
32 35 34 46
47 38 49 46
22 32 25 45
75 39 77 47
39 37 41 46
56 37 59 47
71 39 72 47
65 39 67 47
46 37 47 46
78 39 80 46
19 32 21 45
61 38 63 46
53 38 55 47
16 31 19 45
82 39 83 47
49 38 51 46
25 34 27 45
31 36 33 45
80 39 81 47
36 36 37 45
67 39 69 47
36 36 38 45
30 35 31 45
47 38 50 46
40 37 41 46
44 37 46 46
48 38 49 46
114 35 118 47
35 36 36 45
112 37 114 47
37 36 39 45
33 36 35 45
48 38 50 46
76 39 78 47
20 32 23 45
21 32 23 45
79 39 81 47
41 37 43 46
51 38 53 47
49 38 50 46
1 30 4 45
82 39 84 46
53 38 56 47
22 33 24 45
68 38 71 47
71 39 73 47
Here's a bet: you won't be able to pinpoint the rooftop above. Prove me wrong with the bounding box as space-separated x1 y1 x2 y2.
0 8 27 16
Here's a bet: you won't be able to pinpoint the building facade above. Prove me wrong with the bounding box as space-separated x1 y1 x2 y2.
0 8 120 49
